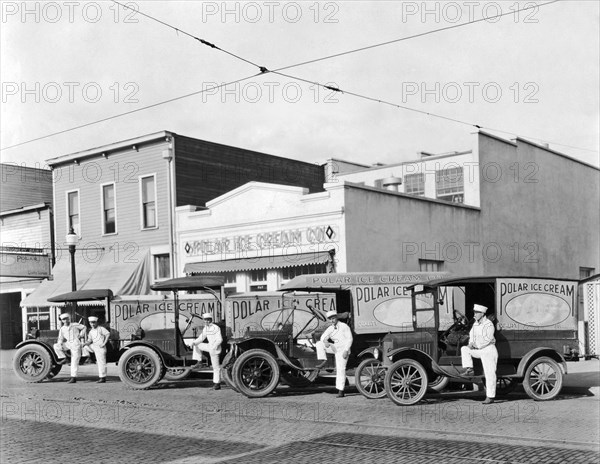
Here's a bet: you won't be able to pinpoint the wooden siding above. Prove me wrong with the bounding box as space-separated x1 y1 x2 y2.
51 141 171 263
173 135 325 207
0 208 53 249
1 164 53 212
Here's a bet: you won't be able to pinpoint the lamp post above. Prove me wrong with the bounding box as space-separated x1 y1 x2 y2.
66 227 78 292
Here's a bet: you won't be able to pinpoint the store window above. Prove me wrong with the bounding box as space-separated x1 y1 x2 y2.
436 167 464 203
140 175 157 229
67 190 80 235
404 173 425 196
281 263 328 283
102 183 116 234
419 259 443 272
27 307 51 332
153 254 171 280
250 269 267 292
223 272 237 295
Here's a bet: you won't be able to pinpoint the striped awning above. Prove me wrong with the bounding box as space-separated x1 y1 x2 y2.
184 251 331 275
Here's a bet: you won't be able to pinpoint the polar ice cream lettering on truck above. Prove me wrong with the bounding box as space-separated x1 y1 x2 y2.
497 278 578 331
110 295 222 339
226 293 336 338
352 273 448 335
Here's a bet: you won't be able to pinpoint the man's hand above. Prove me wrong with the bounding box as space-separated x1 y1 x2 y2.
323 342 331 349
468 343 475 350
342 350 349 360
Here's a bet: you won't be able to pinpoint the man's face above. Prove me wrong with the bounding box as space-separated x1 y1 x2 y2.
474 312 485 322
203 318 213 326
60 317 70 326
90 321 98 328
328 316 338 327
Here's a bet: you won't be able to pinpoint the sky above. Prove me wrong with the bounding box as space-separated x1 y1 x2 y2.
1 0 599 169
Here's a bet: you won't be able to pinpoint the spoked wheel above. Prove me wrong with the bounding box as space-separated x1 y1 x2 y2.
232 349 280 398
355 358 387 399
163 367 192 381
384 359 428 406
280 368 312 387
495 377 518 396
428 374 450 392
46 363 63 380
222 366 239 392
523 357 563 401
13 345 52 382
118 347 163 389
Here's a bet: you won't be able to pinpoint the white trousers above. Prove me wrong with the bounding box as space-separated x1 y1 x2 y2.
461 344 498 398
316 341 348 391
83 345 107 378
54 342 81 378
193 344 221 384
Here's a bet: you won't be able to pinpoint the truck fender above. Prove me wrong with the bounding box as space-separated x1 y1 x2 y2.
15 340 59 363
516 347 568 377
387 347 434 369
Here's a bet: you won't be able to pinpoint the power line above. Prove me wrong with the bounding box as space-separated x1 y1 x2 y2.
0 75 259 151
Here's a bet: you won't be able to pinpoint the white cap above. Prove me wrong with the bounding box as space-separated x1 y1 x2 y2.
473 304 488 314
59 313 70 320
88 316 98 322
202 312 213 319
326 310 337 319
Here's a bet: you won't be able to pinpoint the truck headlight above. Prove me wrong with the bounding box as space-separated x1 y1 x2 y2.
373 348 380 360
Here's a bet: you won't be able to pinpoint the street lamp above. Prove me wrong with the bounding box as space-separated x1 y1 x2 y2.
66 227 78 292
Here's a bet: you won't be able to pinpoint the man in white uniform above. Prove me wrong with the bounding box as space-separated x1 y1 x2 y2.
54 313 86 383
190 313 223 390
83 316 110 383
460 304 498 404
316 310 353 398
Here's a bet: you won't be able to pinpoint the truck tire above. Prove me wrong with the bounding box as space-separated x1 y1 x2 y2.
118 346 163 389
232 349 280 398
13 345 53 382
523 356 563 401
384 358 428 406
355 358 387 399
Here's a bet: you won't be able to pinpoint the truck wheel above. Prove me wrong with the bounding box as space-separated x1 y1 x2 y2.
46 363 63 380
13 345 52 382
232 349 280 398
119 346 163 389
355 358 387 399
222 366 239 392
523 356 563 401
384 359 428 406
495 377 518 396
163 367 192 381
428 374 450 392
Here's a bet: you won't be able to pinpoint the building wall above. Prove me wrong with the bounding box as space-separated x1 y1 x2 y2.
173 135 325 208
1 207 53 250
477 132 600 279
50 140 171 262
343 185 483 274
0 163 53 212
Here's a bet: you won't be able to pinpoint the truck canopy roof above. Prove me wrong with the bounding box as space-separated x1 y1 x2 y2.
408 275 584 290
150 276 225 291
47 289 113 302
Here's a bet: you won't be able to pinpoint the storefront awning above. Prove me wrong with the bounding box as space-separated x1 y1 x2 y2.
184 251 332 275
21 248 151 307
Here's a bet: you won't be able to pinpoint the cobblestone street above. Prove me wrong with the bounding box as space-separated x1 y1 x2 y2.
1 352 599 463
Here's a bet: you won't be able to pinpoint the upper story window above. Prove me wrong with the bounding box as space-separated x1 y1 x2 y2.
419 259 443 272
140 175 157 229
436 167 464 203
404 173 425 196
102 183 116 234
67 190 80 235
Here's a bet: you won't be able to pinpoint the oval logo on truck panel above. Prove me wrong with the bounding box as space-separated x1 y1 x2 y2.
372 298 413 328
505 293 571 327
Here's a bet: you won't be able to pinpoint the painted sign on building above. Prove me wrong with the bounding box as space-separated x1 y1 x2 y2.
0 252 51 278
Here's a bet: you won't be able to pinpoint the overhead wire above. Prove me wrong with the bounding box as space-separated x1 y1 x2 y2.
2 0 595 156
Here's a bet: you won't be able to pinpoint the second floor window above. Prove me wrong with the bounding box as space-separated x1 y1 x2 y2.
153 254 171 280
141 175 156 229
67 191 80 235
102 184 116 234
250 269 267 292
436 167 464 203
404 173 425 196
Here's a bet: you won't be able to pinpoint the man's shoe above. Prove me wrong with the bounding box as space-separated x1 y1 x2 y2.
336 390 345 398
213 383 221 390
57 358 67 365
482 397 494 404
67 377 76 384
97 378 106 383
